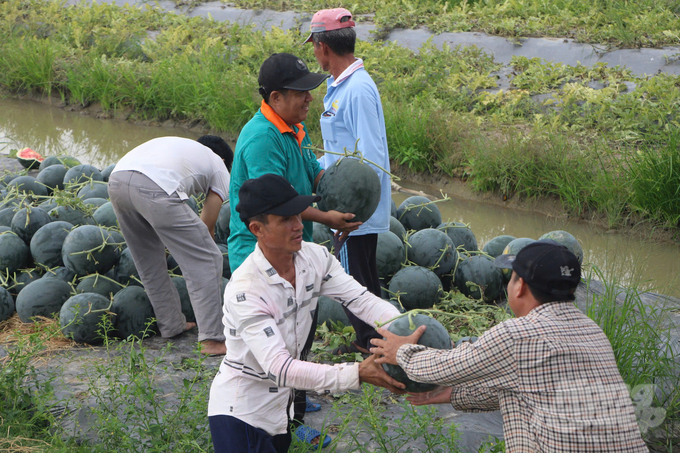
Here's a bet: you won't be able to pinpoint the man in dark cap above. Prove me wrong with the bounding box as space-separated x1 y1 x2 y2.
209 174 404 453
370 241 648 452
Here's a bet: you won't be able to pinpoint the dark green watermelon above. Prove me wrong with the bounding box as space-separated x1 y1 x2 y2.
382 314 452 393
0 207 18 227
62 225 120 276
437 222 478 253
389 216 406 241
111 286 157 339
0 231 30 275
167 253 181 275
217 243 231 279
114 248 140 286
500 237 535 281
39 155 81 171
317 157 381 223
36 164 68 193
316 295 350 327
42 266 76 283
388 266 443 310
76 273 124 298
82 198 108 209
0 226 10 233
397 196 441 232
16 278 73 323
376 231 405 280
10 268 43 297
92 202 118 228
185 197 199 215
454 255 503 302
0 287 14 322
312 222 334 252
30 221 74 268
389 299 406 313
214 202 231 245
11 207 51 243
538 230 584 264
39 199 58 212
406 228 458 278
6 176 48 198
48 206 95 226
390 199 397 218
63 165 103 186
100 164 116 182
59 293 111 344
482 235 516 258
172 276 194 323
78 182 109 200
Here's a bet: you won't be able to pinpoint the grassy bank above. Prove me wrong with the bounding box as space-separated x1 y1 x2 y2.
0 0 679 232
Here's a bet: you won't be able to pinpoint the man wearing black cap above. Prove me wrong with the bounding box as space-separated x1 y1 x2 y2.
370 241 648 452
209 174 404 453
228 53 361 274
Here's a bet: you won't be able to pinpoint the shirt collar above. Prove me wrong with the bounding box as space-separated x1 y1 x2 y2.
259 100 306 147
252 243 297 287
330 58 364 87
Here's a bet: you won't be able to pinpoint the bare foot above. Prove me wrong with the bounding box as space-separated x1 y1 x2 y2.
200 339 226 356
185 322 197 331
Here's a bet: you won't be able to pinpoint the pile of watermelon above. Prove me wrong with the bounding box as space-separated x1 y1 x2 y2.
0 150 231 344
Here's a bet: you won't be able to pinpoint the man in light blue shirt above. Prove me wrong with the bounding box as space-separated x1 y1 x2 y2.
305 8 392 353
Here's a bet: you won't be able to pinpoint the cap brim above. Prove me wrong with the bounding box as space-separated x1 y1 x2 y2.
283 72 329 91
268 194 321 217
302 33 313 44
493 254 516 269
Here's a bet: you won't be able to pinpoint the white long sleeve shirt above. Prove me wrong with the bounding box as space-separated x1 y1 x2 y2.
208 241 400 435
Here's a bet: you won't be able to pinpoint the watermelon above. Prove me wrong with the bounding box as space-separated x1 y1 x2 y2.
312 222 334 252
16 148 44 170
36 164 68 193
0 207 18 227
382 314 452 393
48 206 95 226
397 196 441 232
76 273 124 298
63 165 103 186
0 226 10 233
538 230 584 264
0 287 14 322
92 202 118 228
62 225 120 276
482 235 516 258
39 199 58 212
316 157 381 223
167 253 181 275
214 202 231 245
500 238 536 281
0 173 19 187
390 199 397 218
42 266 76 283
83 198 108 209
39 155 81 171
389 299 406 313
111 286 157 339
172 276 194 323
6 176 49 198
11 207 51 243
454 255 504 302
10 268 43 297
16 278 73 323
0 231 30 275
185 197 199 215
406 228 458 278
30 221 74 267
376 231 405 281
114 248 140 286
59 293 111 344
78 182 109 200
389 216 406 241
217 243 231 279
388 266 443 310
437 222 478 253
100 164 116 182
317 295 350 327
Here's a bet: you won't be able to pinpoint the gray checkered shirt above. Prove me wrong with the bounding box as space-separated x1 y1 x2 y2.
397 302 648 452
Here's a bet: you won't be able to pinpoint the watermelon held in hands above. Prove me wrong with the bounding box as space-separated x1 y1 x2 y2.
17 148 44 169
382 314 452 393
316 157 381 223
397 196 441 232
60 293 112 344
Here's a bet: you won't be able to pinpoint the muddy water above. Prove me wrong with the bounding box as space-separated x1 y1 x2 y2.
1 97 679 297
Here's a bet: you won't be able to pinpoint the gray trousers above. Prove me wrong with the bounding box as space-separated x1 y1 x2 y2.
108 171 225 342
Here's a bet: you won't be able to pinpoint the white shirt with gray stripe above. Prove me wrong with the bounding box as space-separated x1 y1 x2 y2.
208 241 401 436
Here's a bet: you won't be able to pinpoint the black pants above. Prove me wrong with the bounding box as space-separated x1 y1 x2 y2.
209 415 292 453
334 234 382 349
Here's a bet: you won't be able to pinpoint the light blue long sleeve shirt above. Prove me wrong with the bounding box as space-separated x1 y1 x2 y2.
318 62 391 235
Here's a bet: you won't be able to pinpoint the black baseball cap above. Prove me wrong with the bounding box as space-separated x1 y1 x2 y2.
258 53 329 95
236 174 321 223
494 241 581 297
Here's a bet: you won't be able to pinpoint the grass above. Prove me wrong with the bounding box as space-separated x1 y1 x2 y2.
0 0 679 232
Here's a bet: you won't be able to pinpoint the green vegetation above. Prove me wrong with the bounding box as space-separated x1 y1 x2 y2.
0 0 679 232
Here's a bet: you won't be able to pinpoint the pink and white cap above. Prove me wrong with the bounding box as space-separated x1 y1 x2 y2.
303 8 355 44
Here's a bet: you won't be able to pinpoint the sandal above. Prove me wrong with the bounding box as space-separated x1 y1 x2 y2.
305 397 321 413
294 425 331 449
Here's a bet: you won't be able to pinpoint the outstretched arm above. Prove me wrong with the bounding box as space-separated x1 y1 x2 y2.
200 190 223 239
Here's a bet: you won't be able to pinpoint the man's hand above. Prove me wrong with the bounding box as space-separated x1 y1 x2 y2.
324 210 362 235
358 354 407 394
406 386 452 406
370 325 427 366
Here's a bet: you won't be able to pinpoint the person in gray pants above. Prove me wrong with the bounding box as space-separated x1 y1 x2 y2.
108 135 233 355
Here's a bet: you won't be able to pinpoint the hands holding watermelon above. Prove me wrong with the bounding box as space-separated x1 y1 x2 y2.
370 325 428 366
405 386 453 406
357 353 407 394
